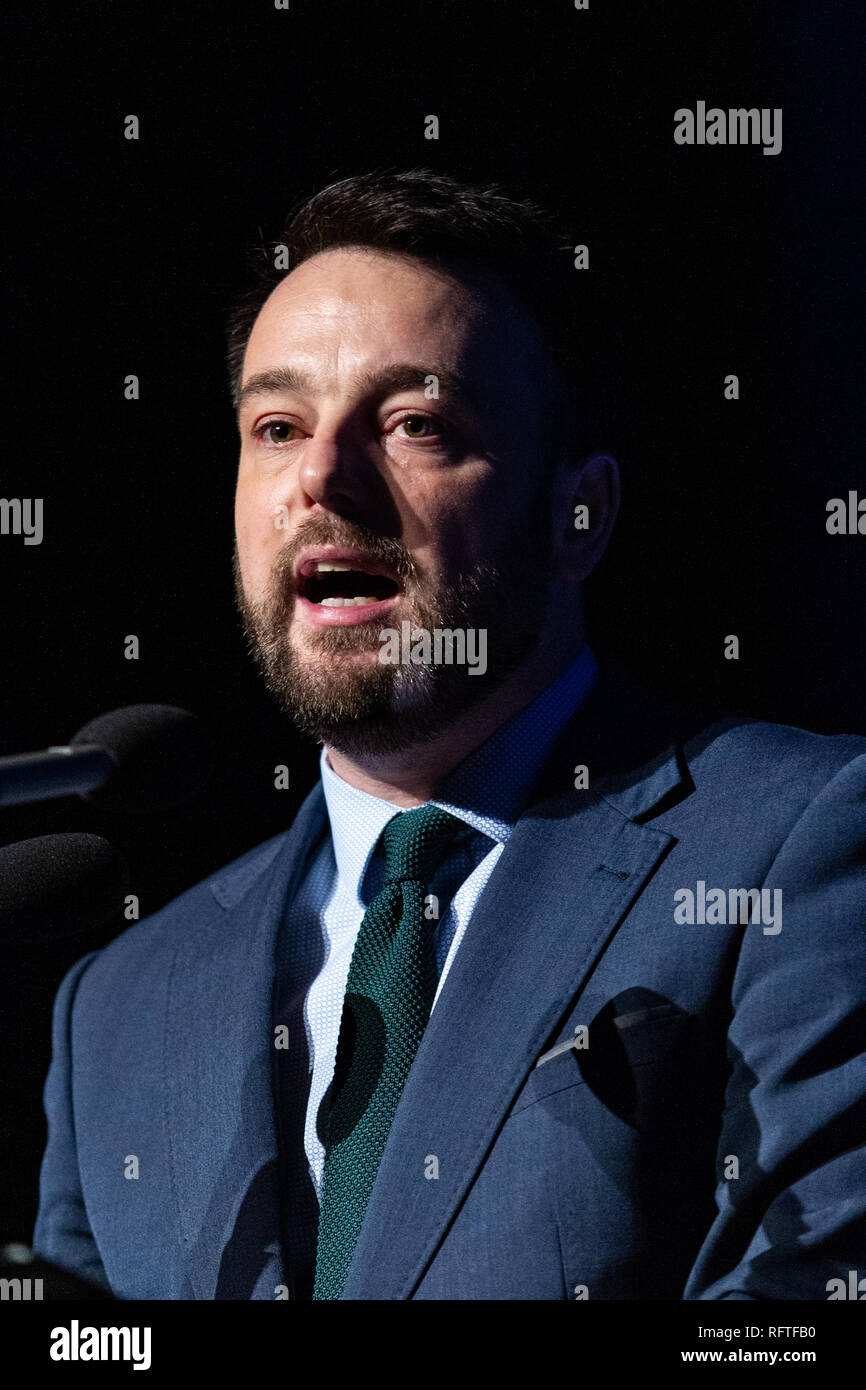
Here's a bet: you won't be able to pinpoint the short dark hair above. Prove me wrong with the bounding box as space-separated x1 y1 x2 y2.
226 169 592 431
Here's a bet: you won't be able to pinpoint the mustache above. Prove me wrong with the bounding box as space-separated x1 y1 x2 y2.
269 516 419 598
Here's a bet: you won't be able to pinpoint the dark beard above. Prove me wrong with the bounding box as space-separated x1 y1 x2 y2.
233 513 554 758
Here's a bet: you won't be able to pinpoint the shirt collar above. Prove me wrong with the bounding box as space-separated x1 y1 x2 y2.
320 644 597 903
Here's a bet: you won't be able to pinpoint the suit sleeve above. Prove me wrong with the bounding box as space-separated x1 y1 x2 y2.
31 950 113 1292
685 750 866 1300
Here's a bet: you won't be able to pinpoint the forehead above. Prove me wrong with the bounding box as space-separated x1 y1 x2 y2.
241 246 546 396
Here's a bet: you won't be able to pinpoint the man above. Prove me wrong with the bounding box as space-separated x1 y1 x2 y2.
34 171 866 1300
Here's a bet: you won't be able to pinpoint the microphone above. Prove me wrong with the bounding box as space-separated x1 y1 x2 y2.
0 833 130 938
0 704 212 811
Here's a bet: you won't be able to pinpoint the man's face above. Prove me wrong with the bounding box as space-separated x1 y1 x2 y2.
233 246 561 755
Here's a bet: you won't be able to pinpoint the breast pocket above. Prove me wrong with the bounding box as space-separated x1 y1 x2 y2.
508 998 696 1126
498 995 722 1298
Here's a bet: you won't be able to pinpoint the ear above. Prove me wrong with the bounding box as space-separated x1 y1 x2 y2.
552 450 621 584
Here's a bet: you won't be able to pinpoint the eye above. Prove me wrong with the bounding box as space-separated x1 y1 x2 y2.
255 420 300 446
394 414 440 441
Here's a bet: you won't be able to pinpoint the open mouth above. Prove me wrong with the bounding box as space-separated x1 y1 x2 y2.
299 561 400 608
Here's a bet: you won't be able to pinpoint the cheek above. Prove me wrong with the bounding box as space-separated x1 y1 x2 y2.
234 468 282 595
425 471 517 567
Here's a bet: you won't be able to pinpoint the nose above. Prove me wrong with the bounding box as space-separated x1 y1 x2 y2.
297 425 373 522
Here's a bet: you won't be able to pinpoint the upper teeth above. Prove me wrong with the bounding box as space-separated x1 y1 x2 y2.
315 562 354 572
319 596 380 607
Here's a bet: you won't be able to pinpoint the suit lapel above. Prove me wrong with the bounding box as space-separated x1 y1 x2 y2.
163 784 326 1300
342 671 696 1300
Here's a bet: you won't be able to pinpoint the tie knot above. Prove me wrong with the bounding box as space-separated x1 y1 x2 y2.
381 805 464 884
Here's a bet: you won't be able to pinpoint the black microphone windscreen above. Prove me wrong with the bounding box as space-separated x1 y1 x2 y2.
0 833 129 936
70 704 212 812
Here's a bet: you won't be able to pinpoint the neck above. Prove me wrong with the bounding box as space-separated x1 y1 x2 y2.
324 639 583 806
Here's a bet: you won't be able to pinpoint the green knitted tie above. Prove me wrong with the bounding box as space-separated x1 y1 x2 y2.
313 804 463 1300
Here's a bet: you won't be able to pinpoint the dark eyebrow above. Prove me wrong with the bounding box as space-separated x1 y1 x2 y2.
236 366 317 413
352 364 470 403
236 363 472 416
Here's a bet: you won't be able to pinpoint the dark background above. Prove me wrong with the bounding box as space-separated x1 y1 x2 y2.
1 0 863 1242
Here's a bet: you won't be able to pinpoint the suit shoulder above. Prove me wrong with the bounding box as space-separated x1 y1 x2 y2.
686 715 866 802
88 827 295 974
64 782 327 1011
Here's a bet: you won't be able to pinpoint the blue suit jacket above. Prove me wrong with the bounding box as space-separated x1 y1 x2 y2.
32 672 866 1299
